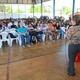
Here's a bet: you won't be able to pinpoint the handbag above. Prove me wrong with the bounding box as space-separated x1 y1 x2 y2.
76 52 80 63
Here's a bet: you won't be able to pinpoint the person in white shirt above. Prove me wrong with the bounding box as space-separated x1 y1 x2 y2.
14 20 18 27
7 21 12 29
41 23 48 41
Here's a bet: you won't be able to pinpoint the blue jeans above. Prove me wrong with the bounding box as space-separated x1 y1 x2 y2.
58 29 65 39
21 34 30 46
37 34 42 41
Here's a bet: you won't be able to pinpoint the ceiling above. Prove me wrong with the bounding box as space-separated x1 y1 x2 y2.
0 0 51 4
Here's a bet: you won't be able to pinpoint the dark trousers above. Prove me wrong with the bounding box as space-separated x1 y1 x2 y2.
29 31 37 43
68 44 80 74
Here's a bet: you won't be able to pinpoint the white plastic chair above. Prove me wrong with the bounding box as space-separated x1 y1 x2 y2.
0 32 10 48
42 34 46 42
15 34 22 46
9 30 19 46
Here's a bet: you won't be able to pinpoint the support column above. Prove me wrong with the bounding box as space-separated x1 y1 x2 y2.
18 4 19 19
11 4 13 18
41 0 43 17
4 11 5 19
25 4 26 18
3 6 6 19
72 0 75 16
53 0 55 19
33 3 34 17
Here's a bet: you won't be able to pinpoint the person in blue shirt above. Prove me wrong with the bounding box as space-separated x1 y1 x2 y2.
17 22 30 47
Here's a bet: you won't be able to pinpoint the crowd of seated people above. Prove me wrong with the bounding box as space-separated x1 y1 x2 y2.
0 17 71 48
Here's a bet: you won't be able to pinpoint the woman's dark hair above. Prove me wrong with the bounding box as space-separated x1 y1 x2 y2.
72 15 80 25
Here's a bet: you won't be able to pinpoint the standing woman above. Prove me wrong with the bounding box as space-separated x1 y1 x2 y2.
66 14 80 76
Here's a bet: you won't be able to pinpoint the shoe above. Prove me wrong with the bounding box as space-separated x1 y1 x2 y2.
22 45 25 47
67 67 69 73
27 45 31 47
68 72 75 76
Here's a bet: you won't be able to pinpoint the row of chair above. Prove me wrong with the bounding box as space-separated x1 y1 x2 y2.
0 29 21 48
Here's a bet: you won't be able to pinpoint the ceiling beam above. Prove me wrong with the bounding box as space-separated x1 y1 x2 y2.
0 0 51 4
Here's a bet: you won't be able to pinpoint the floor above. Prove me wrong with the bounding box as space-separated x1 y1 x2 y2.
0 40 80 80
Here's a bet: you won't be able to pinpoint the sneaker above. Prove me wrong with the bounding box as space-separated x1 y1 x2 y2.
22 45 25 47
27 45 31 47
68 72 75 76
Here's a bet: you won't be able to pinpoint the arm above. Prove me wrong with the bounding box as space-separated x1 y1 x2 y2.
23 27 28 35
0 27 5 33
17 28 23 35
66 26 78 40
24 31 28 35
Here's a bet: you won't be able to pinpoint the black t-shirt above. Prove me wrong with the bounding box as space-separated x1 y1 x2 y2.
11 25 17 28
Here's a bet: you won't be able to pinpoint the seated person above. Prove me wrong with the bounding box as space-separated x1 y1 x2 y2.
10 21 18 38
27 23 37 44
48 22 55 40
17 22 31 47
4 21 18 38
36 23 43 41
0 24 5 33
1 22 7 31
53 27 60 40
0 24 5 39
10 21 17 29
0 22 7 38
41 23 48 41
7 21 12 29
60 25 66 39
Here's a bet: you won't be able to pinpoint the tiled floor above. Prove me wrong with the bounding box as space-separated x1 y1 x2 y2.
0 40 80 80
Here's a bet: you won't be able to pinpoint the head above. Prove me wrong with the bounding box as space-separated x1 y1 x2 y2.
42 23 46 27
49 22 52 26
28 24 32 27
52 21 56 25
19 22 24 28
71 15 80 26
33 23 36 26
2 22 6 26
56 22 59 25
12 21 14 25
